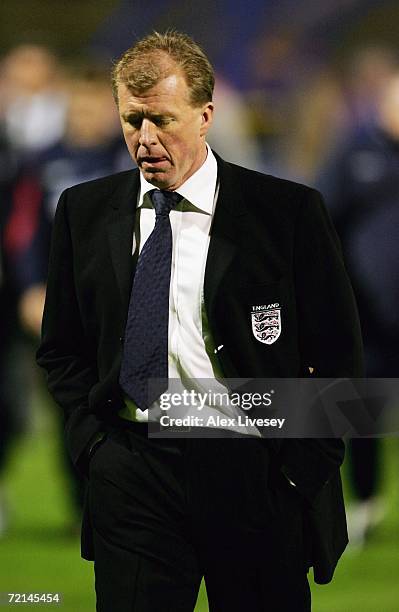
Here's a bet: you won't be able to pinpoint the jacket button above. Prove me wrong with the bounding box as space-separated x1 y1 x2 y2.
106 399 113 405
119 336 124 344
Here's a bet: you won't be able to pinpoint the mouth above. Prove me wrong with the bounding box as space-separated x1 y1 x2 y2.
139 156 170 171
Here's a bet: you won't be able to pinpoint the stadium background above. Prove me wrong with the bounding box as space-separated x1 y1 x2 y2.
0 1 398 610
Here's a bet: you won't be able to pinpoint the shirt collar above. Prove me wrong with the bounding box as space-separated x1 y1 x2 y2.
138 144 217 214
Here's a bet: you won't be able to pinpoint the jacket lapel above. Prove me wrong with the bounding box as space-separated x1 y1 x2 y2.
107 170 140 314
204 154 247 318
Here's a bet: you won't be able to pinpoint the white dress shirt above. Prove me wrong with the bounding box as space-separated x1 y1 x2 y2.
119 145 258 436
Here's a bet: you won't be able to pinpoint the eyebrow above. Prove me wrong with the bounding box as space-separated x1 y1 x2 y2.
122 110 174 122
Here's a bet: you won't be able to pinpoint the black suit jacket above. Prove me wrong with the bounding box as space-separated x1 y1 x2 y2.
37 153 363 583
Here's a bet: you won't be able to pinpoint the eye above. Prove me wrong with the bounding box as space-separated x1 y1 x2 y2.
126 117 142 129
154 117 173 127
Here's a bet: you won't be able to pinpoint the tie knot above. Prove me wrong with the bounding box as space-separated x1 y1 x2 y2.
150 190 182 217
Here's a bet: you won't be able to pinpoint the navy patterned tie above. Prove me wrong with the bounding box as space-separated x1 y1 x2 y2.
119 189 182 409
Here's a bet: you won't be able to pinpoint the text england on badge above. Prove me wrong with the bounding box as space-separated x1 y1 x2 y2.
251 307 281 345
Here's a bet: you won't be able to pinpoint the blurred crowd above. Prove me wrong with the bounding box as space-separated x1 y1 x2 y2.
0 31 398 549
0 44 134 536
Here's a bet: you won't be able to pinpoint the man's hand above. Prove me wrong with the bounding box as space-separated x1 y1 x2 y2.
18 283 46 337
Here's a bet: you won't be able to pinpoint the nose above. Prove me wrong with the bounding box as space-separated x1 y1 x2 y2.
138 118 158 148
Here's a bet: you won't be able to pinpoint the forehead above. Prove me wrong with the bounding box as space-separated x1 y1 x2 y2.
117 73 192 113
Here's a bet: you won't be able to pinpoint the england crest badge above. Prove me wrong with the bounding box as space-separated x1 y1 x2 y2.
251 303 281 345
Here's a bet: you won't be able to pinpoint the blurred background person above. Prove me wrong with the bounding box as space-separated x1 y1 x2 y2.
30 63 131 220
318 56 399 547
17 62 132 331
12 62 132 532
0 44 67 163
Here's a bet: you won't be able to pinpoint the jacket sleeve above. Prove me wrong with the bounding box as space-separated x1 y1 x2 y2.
36 189 105 472
279 188 364 503
294 188 363 378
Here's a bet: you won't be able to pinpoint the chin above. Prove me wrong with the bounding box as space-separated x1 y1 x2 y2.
147 178 169 189
146 174 175 190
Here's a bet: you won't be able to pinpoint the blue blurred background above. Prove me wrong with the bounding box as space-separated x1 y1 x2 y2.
0 1 398 610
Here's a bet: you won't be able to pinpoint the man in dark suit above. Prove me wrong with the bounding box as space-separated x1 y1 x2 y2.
37 31 363 611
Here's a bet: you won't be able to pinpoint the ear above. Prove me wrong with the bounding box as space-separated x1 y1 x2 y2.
200 102 214 137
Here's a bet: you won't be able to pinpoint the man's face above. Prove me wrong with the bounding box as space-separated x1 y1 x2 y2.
117 70 213 190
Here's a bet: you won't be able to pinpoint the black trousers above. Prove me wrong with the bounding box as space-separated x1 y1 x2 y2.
88 423 311 611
